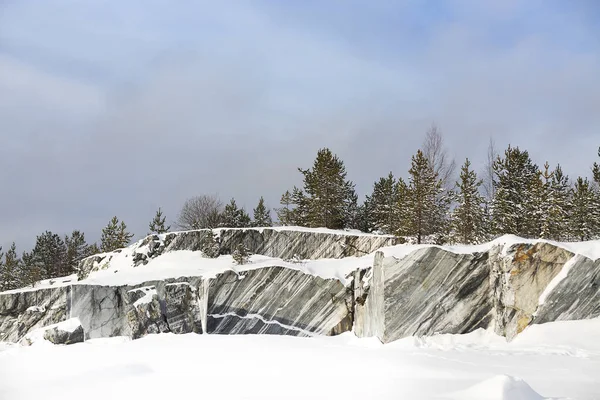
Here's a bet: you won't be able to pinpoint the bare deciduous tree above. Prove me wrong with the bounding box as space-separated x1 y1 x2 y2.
176 195 223 230
422 123 456 188
482 137 497 201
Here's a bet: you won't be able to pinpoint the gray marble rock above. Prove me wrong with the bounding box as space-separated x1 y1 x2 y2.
76 229 396 280
356 248 492 343
207 266 353 336
0 286 69 342
43 323 84 345
218 229 396 260
73 278 206 341
534 255 600 324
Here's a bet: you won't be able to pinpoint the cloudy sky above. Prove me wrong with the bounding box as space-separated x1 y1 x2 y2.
1 0 599 249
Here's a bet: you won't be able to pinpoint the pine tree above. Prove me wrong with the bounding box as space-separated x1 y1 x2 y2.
20 250 43 288
220 198 251 228
232 243 251 265
366 172 399 234
0 246 4 291
545 164 571 241
252 197 273 227
293 148 356 229
28 231 68 279
289 186 309 226
101 217 133 252
0 243 20 291
450 158 487 244
117 221 134 248
149 207 170 234
276 191 294 226
593 147 600 187
65 230 89 275
406 150 444 244
569 177 596 241
492 145 539 237
533 163 554 239
86 243 100 257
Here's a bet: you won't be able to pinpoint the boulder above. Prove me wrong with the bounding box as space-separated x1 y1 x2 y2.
43 320 84 345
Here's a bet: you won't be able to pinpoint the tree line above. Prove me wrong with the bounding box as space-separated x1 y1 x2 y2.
275 127 600 245
2 126 599 291
0 197 273 291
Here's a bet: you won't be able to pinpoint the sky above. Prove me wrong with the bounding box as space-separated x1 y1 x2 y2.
1 0 599 249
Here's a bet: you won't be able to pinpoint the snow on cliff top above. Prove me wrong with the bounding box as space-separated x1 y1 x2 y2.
3 229 600 293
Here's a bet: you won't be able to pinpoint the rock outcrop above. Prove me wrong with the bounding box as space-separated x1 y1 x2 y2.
43 321 84 345
356 241 600 343
207 267 352 336
77 228 397 280
0 270 354 343
0 286 69 342
1 229 599 346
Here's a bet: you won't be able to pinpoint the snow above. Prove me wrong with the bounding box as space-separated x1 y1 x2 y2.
447 375 545 400
3 229 600 294
1 318 598 400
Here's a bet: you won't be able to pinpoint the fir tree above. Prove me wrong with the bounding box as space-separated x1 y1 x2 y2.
0 243 20 291
65 230 89 274
101 217 133 252
492 145 539 237
450 158 487 244
149 207 170 234
253 197 273 227
406 150 444 244
569 177 596 241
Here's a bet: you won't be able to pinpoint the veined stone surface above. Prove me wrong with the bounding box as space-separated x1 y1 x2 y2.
2 229 600 345
490 243 574 339
534 255 600 324
76 228 397 280
207 266 353 336
360 248 492 343
0 286 69 342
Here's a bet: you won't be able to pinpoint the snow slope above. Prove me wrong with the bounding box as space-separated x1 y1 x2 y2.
1 318 598 400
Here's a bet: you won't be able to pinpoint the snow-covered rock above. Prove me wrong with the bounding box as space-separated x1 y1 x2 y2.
1 229 599 345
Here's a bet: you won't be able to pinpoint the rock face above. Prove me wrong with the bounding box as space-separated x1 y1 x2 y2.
356 241 600 343
355 248 492 343
534 255 600 324
0 286 69 343
490 243 574 339
1 229 599 345
207 267 352 336
0 269 353 343
76 228 397 280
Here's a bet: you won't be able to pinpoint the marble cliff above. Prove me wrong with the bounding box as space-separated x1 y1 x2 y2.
0 228 598 345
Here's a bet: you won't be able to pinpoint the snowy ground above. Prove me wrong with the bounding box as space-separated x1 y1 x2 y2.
1 319 599 400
